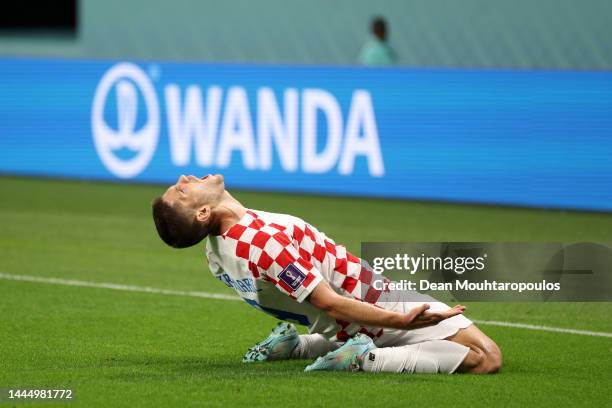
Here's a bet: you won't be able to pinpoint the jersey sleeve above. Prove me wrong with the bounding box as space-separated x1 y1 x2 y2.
249 226 323 302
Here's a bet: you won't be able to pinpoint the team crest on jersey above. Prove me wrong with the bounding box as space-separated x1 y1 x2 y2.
279 264 306 290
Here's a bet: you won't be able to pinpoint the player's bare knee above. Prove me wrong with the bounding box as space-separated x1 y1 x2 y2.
476 344 502 374
460 343 503 374
457 348 485 373
486 343 503 373
474 332 502 374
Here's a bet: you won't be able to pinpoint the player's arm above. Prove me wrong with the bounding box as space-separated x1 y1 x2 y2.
254 227 464 330
308 280 465 330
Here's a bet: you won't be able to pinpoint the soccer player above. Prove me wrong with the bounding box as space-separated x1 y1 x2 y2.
151 174 502 374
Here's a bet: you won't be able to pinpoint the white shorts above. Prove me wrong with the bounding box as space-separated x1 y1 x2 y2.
375 300 473 348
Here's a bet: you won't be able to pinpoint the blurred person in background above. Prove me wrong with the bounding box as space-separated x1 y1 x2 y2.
358 16 397 66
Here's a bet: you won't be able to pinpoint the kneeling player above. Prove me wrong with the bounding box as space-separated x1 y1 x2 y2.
152 174 502 374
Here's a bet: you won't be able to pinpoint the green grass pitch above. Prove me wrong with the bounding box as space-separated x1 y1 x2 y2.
0 176 611 407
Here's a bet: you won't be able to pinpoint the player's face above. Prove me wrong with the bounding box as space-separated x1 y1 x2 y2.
162 174 225 211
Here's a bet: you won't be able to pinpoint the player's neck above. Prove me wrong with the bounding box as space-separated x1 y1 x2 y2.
215 191 247 235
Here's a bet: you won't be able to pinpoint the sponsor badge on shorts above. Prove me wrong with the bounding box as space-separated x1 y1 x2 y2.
278 264 306 290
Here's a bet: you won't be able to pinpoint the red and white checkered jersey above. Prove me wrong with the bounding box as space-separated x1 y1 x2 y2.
205 209 388 342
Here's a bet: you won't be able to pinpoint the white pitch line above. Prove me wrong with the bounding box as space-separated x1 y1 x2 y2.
1 272 611 339
471 320 612 338
0 272 241 302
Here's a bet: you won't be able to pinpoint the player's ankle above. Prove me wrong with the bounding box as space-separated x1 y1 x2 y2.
356 350 371 371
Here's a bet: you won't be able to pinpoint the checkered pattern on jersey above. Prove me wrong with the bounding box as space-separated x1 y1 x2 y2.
222 211 319 300
223 210 386 340
292 224 385 301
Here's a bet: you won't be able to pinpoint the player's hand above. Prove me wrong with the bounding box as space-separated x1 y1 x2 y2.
402 304 466 330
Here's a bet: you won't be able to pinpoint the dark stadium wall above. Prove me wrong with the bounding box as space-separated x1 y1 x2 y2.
0 0 611 69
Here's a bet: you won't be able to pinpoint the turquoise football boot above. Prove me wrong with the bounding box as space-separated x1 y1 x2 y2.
304 333 375 372
243 322 299 362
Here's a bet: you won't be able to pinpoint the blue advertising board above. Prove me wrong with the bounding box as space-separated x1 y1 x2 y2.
0 58 611 210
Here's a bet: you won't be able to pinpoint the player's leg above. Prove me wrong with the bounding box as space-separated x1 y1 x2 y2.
301 299 500 374
367 324 501 374
360 339 470 373
243 322 337 362
305 334 470 374
375 299 501 373
445 324 502 374
359 325 501 374
291 333 339 359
